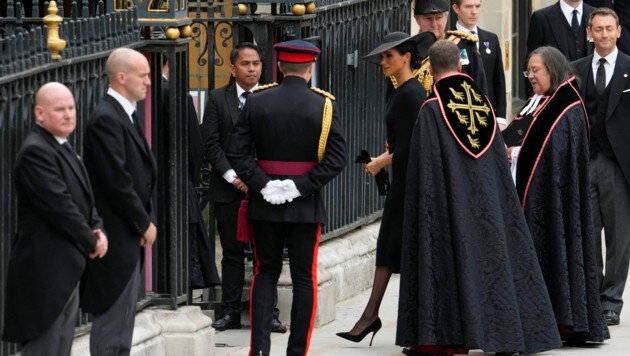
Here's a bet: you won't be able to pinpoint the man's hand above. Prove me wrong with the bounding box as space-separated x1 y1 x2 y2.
89 229 108 259
141 222 157 246
233 177 249 193
365 157 382 177
278 180 301 203
261 180 286 205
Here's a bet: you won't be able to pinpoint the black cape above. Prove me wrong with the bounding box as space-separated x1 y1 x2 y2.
397 73 561 353
515 77 609 341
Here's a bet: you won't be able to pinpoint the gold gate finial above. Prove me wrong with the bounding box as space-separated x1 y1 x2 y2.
43 1 67 60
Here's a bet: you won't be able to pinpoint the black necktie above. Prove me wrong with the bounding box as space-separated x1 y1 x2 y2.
596 58 607 95
571 9 580 35
62 141 78 158
239 91 251 111
132 111 144 137
471 30 479 50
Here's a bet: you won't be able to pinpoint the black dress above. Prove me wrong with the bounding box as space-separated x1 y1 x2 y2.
376 78 425 273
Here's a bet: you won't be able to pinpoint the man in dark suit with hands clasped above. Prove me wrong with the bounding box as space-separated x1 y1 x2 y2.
2 82 108 356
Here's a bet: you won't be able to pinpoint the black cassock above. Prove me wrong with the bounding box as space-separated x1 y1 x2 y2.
397 73 561 353
515 77 609 342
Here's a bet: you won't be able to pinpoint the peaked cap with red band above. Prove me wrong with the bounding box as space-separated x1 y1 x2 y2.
274 40 321 63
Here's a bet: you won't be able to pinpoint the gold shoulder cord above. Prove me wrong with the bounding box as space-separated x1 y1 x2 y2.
318 97 333 162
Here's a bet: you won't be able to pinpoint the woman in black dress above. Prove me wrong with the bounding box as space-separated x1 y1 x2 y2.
336 31 435 345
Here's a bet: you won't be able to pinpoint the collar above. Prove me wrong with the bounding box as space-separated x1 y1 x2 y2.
35 122 67 144
455 22 478 35
107 87 136 118
559 0 583 19
593 47 619 66
236 82 259 98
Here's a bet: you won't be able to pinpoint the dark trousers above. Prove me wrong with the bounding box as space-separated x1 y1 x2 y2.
249 221 320 356
90 261 141 356
21 285 79 356
215 200 247 315
591 152 630 313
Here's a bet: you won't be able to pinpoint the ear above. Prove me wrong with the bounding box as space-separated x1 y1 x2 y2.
229 64 236 77
587 27 592 42
428 63 434 76
457 61 463 73
34 105 44 124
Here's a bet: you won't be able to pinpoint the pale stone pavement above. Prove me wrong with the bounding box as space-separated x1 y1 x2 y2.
214 275 630 355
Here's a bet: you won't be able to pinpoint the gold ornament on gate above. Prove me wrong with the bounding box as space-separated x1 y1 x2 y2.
165 27 180 40
179 25 192 38
43 1 66 60
238 3 248 16
305 2 316 14
292 4 306 16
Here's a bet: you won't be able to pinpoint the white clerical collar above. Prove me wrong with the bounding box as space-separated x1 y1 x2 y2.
236 82 259 98
455 22 478 36
593 47 618 67
107 87 136 119
560 0 583 25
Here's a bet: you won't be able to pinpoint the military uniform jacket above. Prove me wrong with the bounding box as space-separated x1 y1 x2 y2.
3 125 101 342
226 76 346 224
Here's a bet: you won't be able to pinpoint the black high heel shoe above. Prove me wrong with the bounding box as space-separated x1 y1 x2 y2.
336 317 382 346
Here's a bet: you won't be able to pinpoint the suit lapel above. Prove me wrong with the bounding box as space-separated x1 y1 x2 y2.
34 125 92 197
547 4 570 55
105 95 151 156
606 54 630 120
225 83 241 126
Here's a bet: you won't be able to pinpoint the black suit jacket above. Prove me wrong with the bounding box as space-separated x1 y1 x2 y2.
2 125 100 342
527 2 595 60
573 50 630 188
477 27 507 119
226 76 346 224
81 94 157 313
200 81 245 204
613 1 630 56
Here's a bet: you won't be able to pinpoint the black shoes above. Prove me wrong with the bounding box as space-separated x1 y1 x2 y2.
212 313 241 331
271 315 288 333
336 317 382 346
603 310 620 325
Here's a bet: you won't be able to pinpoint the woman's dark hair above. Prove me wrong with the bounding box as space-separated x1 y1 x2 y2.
528 46 573 94
392 41 423 70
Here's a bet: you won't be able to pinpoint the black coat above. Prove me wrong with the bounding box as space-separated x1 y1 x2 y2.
81 94 158 313
200 82 245 204
397 75 561 353
527 2 594 61
573 51 630 188
477 27 507 119
226 76 346 224
515 78 609 341
613 1 630 56
3 125 100 342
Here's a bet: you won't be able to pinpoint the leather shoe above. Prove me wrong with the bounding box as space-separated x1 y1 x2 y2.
212 313 241 331
603 310 620 326
271 315 287 333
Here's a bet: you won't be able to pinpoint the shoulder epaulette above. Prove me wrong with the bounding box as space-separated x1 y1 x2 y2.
310 87 336 101
446 30 478 43
253 83 279 92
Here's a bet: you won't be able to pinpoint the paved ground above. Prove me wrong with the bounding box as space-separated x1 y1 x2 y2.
214 275 630 355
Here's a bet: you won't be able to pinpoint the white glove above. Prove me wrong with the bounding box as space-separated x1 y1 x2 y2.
261 180 287 205
279 179 301 203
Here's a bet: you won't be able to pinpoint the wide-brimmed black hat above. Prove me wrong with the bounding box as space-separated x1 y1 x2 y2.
414 0 449 15
363 31 436 65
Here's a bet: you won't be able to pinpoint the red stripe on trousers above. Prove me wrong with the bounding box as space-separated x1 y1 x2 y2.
303 224 321 355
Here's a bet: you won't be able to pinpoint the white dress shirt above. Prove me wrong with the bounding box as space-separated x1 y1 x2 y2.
592 47 618 88
559 0 583 27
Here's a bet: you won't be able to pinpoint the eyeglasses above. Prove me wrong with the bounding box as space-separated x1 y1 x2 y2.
523 67 545 78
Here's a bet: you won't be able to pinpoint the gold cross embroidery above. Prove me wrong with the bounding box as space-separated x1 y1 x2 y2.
446 82 491 148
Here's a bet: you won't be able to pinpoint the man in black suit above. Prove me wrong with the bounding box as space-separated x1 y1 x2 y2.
451 0 507 129
573 7 630 326
2 83 108 355
527 0 594 96
528 0 595 61
200 42 285 332
226 39 346 356
82 48 158 355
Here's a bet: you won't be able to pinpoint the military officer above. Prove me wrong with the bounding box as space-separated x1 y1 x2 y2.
226 40 346 356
